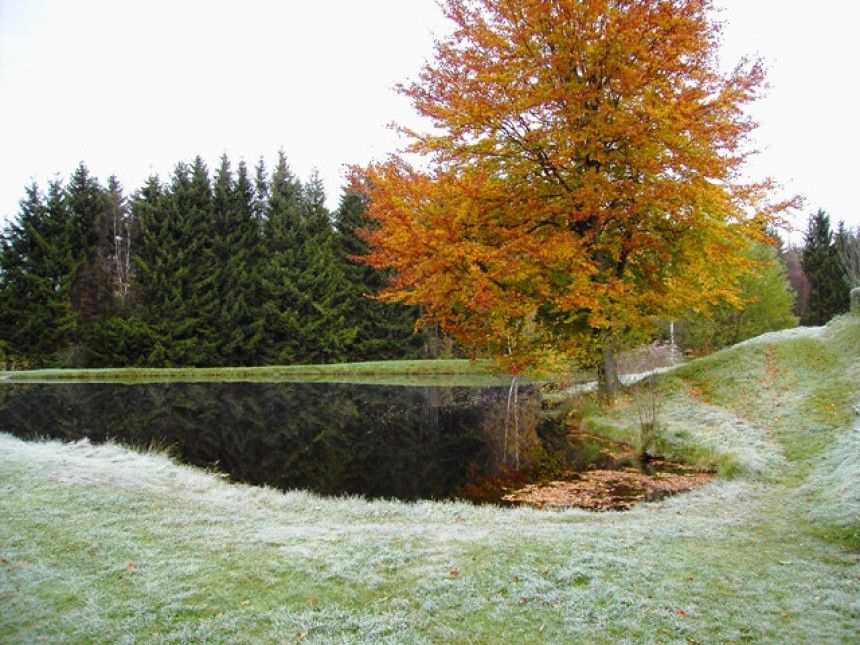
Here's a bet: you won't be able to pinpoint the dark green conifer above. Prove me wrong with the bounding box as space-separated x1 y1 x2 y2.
212 157 265 365
259 150 305 363
129 174 174 365
332 189 424 360
171 157 218 365
0 182 76 366
64 163 116 365
801 210 850 325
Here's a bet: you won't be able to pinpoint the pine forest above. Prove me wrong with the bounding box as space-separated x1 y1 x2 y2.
0 153 425 369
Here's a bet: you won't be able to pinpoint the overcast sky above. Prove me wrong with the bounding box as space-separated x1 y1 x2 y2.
1 0 857 238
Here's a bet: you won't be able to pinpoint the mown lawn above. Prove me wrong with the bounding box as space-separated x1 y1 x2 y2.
1 317 858 644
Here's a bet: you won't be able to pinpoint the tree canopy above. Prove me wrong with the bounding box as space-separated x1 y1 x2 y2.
353 0 798 388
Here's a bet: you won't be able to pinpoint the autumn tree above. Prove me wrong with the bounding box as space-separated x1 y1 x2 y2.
353 0 795 392
672 242 797 353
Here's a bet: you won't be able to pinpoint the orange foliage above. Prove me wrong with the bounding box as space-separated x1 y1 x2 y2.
351 0 799 374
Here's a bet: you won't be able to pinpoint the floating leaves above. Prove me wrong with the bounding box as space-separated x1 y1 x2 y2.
502 468 714 510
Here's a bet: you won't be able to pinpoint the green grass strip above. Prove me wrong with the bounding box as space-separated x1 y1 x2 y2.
1 359 505 385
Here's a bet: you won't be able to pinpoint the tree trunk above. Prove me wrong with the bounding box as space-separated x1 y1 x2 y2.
597 346 621 399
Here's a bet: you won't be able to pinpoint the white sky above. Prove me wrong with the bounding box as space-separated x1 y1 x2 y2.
1 0 857 238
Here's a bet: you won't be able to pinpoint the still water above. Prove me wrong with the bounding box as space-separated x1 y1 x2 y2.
1 381 705 508
0 382 541 501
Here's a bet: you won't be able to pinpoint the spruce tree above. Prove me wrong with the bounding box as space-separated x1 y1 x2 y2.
130 174 174 365
212 157 265 365
0 181 77 366
167 158 218 365
293 170 353 363
83 176 145 367
259 150 305 364
64 163 116 365
801 210 849 326
834 221 860 289
332 189 424 360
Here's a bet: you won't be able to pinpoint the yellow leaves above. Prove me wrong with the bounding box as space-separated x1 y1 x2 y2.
350 0 793 373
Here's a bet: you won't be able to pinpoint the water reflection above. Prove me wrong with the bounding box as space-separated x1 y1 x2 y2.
0 381 711 508
0 382 514 501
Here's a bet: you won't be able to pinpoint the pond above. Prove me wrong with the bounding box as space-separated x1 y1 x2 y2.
0 381 711 509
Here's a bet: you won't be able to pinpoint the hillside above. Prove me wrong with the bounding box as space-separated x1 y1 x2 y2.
1 316 858 643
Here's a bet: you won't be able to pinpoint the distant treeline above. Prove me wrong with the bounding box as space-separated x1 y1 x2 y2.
2 153 856 369
0 153 431 368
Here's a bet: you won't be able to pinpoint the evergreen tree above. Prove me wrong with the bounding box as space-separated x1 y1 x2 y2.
252 156 269 229
259 150 306 363
165 158 218 365
801 210 849 325
0 182 77 366
332 189 424 360
2 152 443 368
292 170 354 362
64 163 115 365
834 221 860 289
129 174 174 365
211 157 265 365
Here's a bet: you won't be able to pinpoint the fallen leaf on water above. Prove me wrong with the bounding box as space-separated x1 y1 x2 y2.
502 469 713 510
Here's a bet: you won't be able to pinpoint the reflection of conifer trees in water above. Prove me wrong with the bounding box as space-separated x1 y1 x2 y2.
0 382 505 500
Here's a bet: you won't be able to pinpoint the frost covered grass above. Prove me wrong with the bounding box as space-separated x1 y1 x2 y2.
2 317 859 643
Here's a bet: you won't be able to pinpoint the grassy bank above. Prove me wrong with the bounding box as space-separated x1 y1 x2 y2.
1 317 859 643
0 358 504 386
